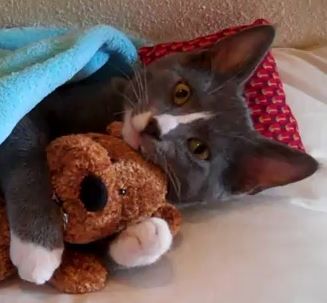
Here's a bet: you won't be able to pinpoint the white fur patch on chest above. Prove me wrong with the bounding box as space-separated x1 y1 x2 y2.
155 112 213 135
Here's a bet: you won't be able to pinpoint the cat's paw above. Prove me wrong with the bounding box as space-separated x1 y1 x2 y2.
109 217 172 268
10 233 63 284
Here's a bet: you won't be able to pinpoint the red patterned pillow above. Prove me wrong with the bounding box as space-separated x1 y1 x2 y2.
138 19 304 151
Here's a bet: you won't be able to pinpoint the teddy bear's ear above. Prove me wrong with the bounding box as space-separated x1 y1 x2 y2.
106 121 123 138
47 134 112 211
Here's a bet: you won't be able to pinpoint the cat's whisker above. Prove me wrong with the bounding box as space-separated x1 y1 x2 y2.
113 109 128 116
142 64 150 106
208 85 223 95
99 61 143 111
131 65 144 106
129 70 142 105
128 63 149 111
116 61 142 106
117 92 136 110
108 63 133 80
167 163 181 201
137 69 146 108
130 82 141 106
160 152 181 201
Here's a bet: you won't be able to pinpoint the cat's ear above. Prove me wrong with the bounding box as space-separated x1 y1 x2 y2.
185 25 275 84
225 136 318 194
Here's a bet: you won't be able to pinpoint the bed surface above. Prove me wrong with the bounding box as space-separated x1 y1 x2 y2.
1 46 326 303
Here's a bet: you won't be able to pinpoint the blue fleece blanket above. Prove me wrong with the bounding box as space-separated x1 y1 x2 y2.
0 25 139 144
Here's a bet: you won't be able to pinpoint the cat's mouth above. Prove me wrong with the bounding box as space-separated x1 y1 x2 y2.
138 135 158 160
122 109 157 155
122 111 181 201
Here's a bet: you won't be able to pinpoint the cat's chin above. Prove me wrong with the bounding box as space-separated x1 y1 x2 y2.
122 121 157 157
139 135 158 162
122 130 140 150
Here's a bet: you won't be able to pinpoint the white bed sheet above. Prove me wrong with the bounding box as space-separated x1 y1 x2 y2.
0 46 326 303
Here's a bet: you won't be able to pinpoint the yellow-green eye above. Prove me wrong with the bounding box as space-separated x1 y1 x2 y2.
173 82 191 106
187 138 210 160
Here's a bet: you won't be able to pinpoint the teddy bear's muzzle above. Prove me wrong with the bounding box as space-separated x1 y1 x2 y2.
79 174 108 212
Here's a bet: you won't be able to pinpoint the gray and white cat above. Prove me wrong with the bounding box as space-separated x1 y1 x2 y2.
0 25 318 284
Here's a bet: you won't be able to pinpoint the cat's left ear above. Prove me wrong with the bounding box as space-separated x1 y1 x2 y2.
185 25 275 84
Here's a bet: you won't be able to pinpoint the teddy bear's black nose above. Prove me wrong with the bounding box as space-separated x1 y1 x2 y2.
80 174 108 212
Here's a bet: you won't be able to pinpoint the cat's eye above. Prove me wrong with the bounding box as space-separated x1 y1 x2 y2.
187 138 210 160
173 82 191 106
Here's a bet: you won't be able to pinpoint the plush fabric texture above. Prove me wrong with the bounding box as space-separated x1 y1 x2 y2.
0 25 138 145
139 19 304 151
0 121 182 293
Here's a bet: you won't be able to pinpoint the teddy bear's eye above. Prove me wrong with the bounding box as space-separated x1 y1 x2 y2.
119 188 128 196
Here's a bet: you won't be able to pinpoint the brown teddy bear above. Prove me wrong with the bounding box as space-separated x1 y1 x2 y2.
0 122 182 293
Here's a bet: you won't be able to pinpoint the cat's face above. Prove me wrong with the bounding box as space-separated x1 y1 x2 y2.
122 25 318 205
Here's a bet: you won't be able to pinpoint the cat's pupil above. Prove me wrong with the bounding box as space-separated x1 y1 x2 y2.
188 138 210 160
176 89 188 98
193 143 206 154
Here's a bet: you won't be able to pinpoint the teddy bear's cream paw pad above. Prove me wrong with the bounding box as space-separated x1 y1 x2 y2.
109 217 172 268
10 233 63 284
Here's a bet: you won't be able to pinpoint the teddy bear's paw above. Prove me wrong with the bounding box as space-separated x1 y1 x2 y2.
109 217 172 268
10 233 63 285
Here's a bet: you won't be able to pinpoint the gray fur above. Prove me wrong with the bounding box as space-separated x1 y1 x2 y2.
122 25 318 204
0 77 125 249
0 25 318 252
